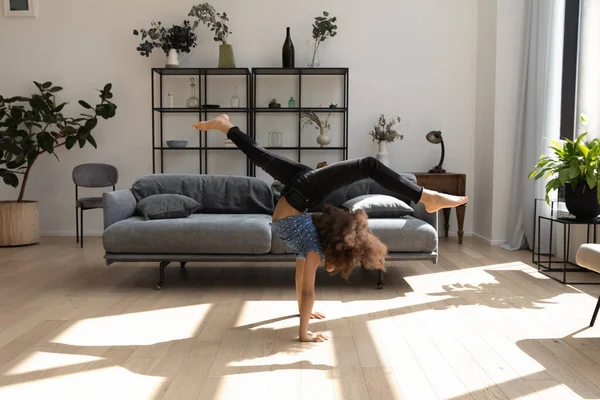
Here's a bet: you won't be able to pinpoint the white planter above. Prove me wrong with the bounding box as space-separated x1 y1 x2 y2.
166 49 180 68
376 141 389 166
316 127 331 147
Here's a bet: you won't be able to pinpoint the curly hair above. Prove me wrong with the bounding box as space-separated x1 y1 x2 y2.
311 204 388 280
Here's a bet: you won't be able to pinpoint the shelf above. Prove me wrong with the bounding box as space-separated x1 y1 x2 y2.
254 107 347 113
153 107 249 113
154 147 201 150
264 147 345 150
252 67 348 76
152 67 251 76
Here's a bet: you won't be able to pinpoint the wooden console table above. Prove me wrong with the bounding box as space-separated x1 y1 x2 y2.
413 173 466 244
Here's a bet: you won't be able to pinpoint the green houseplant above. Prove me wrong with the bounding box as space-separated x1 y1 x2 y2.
189 3 235 68
0 81 117 246
529 119 600 219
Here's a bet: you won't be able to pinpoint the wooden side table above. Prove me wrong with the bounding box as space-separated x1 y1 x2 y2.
413 173 467 244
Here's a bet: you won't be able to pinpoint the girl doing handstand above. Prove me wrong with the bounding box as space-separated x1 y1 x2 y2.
193 115 467 342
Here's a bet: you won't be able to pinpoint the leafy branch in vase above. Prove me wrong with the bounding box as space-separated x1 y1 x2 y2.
189 3 232 44
310 11 338 67
369 114 404 143
301 111 331 132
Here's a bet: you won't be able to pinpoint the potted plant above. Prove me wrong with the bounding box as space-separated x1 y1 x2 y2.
308 11 338 68
0 81 117 246
529 119 600 220
369 114 403 166
133 20 197 68
301 111 332 147
189 3 235 68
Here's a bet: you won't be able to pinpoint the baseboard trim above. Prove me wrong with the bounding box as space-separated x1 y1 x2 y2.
42 231 103 237
472 232 504 246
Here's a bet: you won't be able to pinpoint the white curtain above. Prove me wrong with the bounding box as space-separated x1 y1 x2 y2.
502 0 565 251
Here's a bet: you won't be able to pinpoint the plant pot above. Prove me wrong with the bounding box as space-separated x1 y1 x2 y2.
316 127 331 147
564 182 600 220
219 44 236 68
166 49 180 68
0 201 40 246
376 141 390 166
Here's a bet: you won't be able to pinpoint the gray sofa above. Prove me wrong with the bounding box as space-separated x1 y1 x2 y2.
102 173 438 289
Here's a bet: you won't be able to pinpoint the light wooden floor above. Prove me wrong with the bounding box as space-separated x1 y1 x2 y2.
1 236 600 400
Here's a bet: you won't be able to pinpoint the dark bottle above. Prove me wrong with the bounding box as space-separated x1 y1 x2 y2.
282 27 295 68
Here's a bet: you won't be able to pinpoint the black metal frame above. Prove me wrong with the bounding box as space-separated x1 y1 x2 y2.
559 0 582 141
591 295 600 326
151 68 253 175
535 214 600 284
75 183 115 248
250 67 349 176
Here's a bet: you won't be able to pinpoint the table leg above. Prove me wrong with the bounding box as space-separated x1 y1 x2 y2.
456 205 466 245
443 208 450 238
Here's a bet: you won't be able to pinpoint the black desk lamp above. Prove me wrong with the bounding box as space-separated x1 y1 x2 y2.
426 130 446 173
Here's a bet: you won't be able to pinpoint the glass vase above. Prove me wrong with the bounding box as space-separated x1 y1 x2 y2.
231 86 240 108
268 128 282 148
186 78 199 108
307 39 320 68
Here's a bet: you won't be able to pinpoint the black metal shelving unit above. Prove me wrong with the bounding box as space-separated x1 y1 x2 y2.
250 67 349 177
151 67 349 177
151 67 252 175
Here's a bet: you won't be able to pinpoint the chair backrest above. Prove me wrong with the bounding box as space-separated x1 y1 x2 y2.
72 163 118 188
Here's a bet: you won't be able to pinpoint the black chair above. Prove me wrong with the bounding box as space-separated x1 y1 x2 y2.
73 163 118 248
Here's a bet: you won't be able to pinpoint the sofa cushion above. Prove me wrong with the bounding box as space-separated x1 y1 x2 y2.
136 194 200 220
103 214 272 254
307 177 418 211
368 216 437 253
343 194 413 218
270 215 437 255
131 174 274 215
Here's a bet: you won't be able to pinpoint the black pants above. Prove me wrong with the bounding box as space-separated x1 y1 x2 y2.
227 126 424 211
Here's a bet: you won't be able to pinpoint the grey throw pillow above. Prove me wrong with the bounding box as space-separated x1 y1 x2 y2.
136 194 200 220
342 194 413 218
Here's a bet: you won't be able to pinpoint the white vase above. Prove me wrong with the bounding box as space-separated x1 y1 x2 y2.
317 127 331 147
376 141 389 166
166 49 182 68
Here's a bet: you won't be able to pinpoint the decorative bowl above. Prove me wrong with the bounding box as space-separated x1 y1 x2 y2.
166 140 188 148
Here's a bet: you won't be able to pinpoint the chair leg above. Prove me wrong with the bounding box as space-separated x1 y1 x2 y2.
80 208 84 248
75 206 79 243
591 295 600 327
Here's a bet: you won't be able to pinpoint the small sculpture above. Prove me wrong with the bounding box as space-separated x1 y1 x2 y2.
269 98 281 109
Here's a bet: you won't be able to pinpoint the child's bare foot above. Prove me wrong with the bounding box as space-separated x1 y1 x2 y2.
421 189 468 213
299 331 329 342
192 114 233 133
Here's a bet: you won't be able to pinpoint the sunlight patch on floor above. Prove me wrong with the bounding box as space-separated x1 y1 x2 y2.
5 351 103 376
0 366 164 400
50 304 212 346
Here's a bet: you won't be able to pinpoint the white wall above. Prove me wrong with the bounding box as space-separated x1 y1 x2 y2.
473 0 497 241
0 0 477 236
472 0 529 244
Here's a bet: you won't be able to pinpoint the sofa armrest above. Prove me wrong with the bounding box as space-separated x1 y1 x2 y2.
103 189 136 229
412 202 438 232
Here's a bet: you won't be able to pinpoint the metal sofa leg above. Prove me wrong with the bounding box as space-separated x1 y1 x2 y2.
377 270 384 290
591 295 600 327
156 261 170 290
